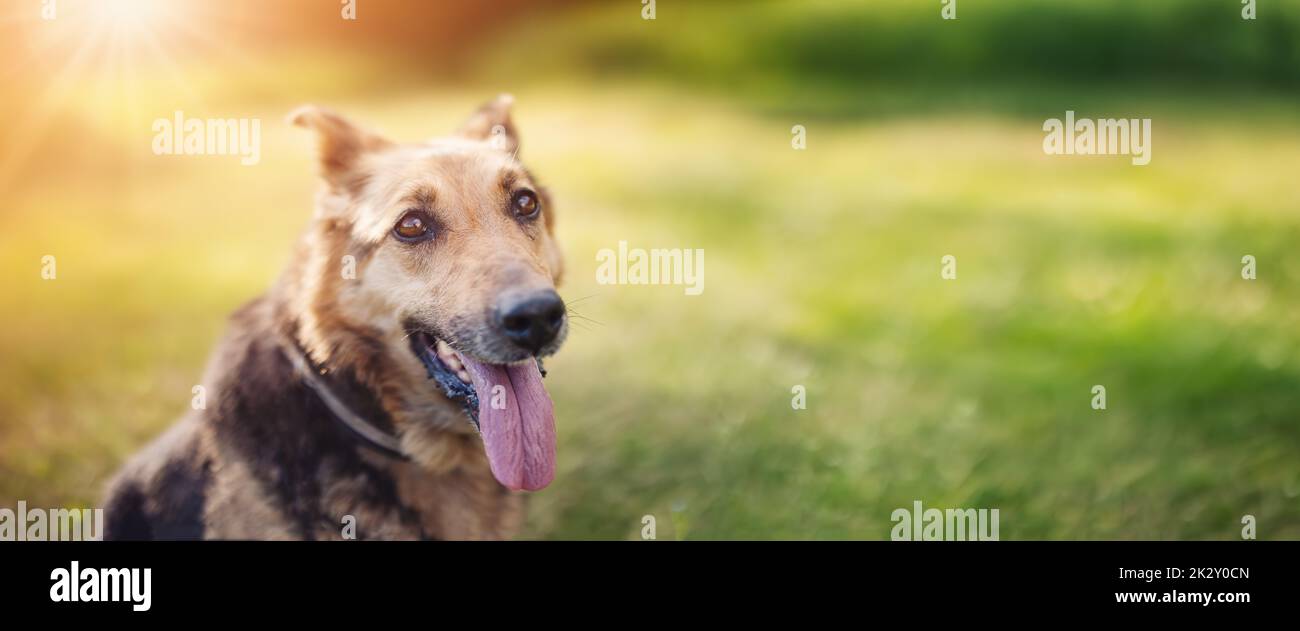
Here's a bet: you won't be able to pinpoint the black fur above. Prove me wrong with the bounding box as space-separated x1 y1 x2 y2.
104 297 426 540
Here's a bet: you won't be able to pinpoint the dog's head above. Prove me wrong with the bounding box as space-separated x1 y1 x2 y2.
288 96 564 491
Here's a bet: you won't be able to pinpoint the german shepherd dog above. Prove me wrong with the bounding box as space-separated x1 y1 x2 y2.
103 96 566 540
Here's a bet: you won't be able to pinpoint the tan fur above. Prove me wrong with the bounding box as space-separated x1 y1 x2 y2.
105 97 563 540
288 97 564 445
283 96 561 537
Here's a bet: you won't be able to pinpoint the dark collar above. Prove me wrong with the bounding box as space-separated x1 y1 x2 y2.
278 335 408 460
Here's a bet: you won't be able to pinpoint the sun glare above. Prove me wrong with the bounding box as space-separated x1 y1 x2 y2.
0 0 235 189
90 0 175 34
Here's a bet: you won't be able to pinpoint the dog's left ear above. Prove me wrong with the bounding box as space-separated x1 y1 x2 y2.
457 94 519 154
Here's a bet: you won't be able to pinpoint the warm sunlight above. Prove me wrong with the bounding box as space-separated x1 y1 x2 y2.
0 0 223 188
88 0 176 35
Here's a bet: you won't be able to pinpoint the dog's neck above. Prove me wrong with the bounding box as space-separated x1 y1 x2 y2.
269 228 488 473
206 295 519 539
277 328 406 459
270 233 394 425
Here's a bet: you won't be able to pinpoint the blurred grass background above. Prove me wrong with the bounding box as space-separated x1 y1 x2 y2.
1 0 1298 539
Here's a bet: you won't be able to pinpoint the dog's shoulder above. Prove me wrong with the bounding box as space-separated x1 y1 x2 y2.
103 295 285 541
103 415 212 540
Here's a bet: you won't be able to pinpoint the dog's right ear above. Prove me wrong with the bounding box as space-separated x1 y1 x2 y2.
288 105 392 191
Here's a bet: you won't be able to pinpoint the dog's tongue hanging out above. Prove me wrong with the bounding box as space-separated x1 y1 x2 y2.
457 356 556 491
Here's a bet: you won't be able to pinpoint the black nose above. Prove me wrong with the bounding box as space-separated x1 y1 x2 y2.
496 290 565 354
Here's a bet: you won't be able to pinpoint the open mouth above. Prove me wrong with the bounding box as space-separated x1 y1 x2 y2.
409 331 556 492
411 332 480 423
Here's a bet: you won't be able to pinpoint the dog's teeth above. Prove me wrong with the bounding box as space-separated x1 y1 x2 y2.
432 339 468 375
444 354 463 372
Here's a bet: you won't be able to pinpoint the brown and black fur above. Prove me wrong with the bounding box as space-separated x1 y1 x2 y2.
104 96 562 540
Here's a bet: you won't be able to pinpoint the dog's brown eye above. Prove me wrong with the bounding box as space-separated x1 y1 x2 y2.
512 190 540 219
393 211 433 242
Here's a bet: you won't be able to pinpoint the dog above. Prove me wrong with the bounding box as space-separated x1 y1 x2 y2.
103 96 567 540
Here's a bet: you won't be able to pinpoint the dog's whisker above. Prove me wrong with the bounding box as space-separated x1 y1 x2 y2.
568 314 604 327
563 293 601 306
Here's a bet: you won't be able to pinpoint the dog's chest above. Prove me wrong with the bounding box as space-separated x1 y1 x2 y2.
385 458 526 540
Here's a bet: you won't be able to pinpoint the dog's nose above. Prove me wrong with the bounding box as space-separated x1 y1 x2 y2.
496 290 565 354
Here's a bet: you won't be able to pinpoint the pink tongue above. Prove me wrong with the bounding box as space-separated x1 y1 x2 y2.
457 356 556 491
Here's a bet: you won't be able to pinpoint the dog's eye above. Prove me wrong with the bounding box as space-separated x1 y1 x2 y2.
512 190 541 220
393 211 433 242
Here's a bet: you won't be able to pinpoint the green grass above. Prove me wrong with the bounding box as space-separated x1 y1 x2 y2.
1 0 1298 539
518 88 1300 539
